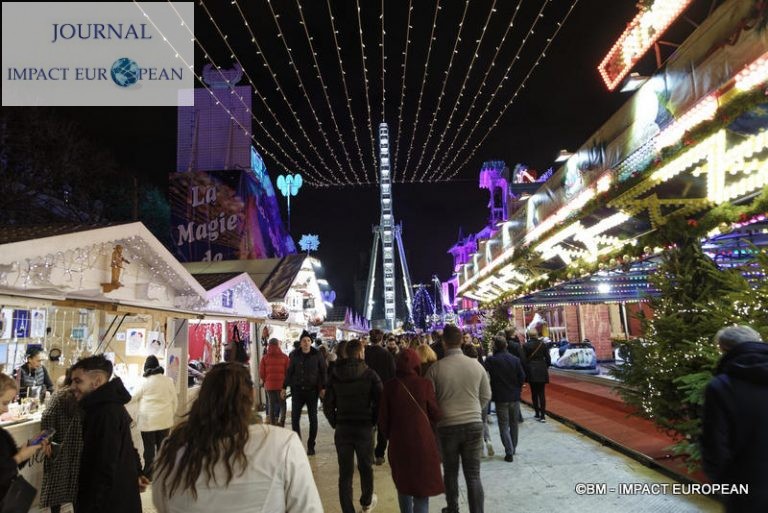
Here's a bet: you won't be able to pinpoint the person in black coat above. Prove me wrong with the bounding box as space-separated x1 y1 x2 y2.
70 355 146 513
364 329 395 465
485 337 526 461
13 347 54 400
324 339 383 513
524 329 551 422
282 331 327 455
701 325 768 513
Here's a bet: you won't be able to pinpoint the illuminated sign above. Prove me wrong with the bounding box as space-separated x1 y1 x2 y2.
598 0 694 91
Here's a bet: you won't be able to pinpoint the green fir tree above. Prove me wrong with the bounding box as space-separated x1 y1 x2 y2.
611 219 750 466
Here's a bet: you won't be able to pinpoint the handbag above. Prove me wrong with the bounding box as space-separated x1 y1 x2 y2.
1 474 37 513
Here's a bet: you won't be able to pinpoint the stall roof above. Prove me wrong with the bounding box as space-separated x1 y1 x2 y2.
184 254 308 302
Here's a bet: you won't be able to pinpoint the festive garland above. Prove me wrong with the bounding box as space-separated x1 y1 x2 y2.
480 83 768 307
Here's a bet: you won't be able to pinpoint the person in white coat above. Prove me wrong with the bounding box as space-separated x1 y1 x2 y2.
152 362 323 513
132 355 178 479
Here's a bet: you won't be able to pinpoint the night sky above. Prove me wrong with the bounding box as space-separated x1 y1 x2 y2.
52 0 665 310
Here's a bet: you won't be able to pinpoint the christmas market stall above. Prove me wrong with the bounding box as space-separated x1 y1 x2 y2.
0 222 208 503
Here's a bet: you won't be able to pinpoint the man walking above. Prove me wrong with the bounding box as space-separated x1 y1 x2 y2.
70 354 147 513
365 329 395 465
427 324 491 513
325 339 383 513
485 336 526 462
701 325 768 513
282 330 327 455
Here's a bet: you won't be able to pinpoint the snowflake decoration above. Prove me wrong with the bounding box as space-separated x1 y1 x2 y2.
299 234 320 253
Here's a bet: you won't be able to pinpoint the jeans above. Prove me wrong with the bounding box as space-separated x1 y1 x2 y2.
335 424 374 513
496 401 520 456
397 493 429 513
291 388 319 448
530 383 547 417
438 422 485 513
266 390 286 424
140 428 169 478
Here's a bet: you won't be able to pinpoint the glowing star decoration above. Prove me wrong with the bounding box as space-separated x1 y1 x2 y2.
598 0 694 91
298 234 320 253
277 174 303 231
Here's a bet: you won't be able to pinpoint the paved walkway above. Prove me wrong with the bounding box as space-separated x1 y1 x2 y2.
140 404 721 513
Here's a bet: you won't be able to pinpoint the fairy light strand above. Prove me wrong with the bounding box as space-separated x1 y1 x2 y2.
401 0 442 184
441 0 581 182
418 0 499 182
264 0 354 185
423 0 504 181
130 1 324 187
426 0 525 182
412 0 473 183
326 0 369 183
166 1 330 186
201 0 335 184
228 0 338 182
295 0 363 184
392 0 414 183
434 0 557 182
355 0 379 184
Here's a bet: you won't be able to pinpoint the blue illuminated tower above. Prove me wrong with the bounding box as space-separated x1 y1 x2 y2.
363 123 414 331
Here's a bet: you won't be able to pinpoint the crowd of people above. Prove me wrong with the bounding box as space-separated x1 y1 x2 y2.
0 323 765 512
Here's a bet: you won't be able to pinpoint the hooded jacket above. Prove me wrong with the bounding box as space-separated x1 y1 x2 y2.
378 349 444 497
77 377 142 513
701 341 768 513
324 358 382 428
259 344 290 391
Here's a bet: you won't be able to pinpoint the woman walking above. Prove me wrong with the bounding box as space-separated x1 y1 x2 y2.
379 349 443 513
152 362 322 512
259 338 289 426
131 355 178 479
524 329 552 421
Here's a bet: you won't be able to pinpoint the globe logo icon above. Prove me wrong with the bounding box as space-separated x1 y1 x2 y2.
110 58 139 87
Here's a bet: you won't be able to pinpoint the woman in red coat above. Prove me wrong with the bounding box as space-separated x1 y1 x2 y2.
379 348 444 513
259 338 289 426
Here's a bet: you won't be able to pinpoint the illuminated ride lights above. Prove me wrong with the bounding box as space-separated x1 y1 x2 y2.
598 0 694 91
735 52 768 91
655 94 718 151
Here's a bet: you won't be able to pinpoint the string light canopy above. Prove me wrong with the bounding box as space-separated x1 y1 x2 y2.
142 1 585 187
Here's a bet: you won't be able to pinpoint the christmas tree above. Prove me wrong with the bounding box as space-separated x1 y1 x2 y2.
611 219 750 465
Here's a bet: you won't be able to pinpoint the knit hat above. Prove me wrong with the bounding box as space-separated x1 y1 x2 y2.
300 330 312 341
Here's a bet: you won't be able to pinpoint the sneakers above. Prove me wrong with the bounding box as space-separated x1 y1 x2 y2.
361 493 378 512
374 456 385 466
504 454 514 462
485 441 495 457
